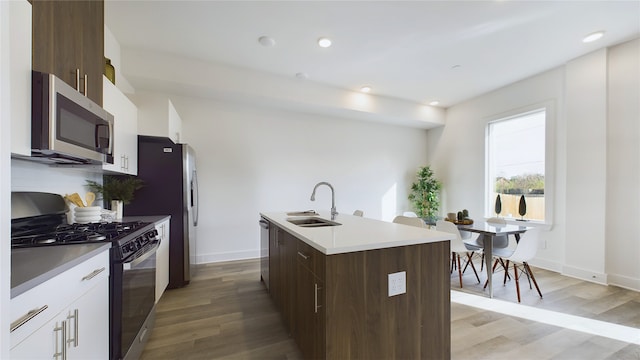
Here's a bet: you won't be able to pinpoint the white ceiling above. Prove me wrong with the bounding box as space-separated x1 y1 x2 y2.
105 1 640 109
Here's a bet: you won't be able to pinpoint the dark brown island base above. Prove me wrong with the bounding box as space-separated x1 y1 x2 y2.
260 212 454 359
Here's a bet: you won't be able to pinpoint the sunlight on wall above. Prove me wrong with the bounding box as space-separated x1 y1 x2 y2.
381 183 397 221
345 92 375 113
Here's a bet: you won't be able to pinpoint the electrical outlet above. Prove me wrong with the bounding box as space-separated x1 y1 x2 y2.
388 271 406 297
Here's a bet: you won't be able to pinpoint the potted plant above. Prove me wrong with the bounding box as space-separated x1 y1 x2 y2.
86 176 144 218
408 166 442 223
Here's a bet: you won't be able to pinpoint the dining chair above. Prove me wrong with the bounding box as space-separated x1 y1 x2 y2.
485 229 543 302
462 217 510 271
392 215 426 228
402 211 418 217
436 220 481 288
353 210 364 217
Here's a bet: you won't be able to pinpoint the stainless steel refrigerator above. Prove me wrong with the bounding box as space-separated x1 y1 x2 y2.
124 135 199 288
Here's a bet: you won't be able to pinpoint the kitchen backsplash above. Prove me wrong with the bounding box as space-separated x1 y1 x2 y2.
11 159 102 201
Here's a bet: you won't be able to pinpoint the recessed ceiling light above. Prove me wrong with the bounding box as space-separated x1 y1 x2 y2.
360 86 371 93
429 100 440 106
583 31 605 43
295 72 309 80
318 37 332 48
451 65 461 70
258 36 276 47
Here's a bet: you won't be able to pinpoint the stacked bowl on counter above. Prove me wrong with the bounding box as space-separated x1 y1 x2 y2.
74 206 102 223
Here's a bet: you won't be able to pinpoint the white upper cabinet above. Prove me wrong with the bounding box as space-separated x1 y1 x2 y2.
102 77 138 175
134 92 183 144
8 0 32 156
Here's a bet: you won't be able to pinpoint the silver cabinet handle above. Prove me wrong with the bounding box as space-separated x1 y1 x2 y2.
75 69 80 92
10 305 48 332
54 321 67 360
82 267 106 281
314 283 322 313
297 251 309 260
83 73 88 97
66 309 78 347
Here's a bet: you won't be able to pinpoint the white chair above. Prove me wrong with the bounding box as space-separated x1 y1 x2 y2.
486 229 543 302
353 210 364 217
463 217 510 271
392 215 426 228
436 220 481 288
402 211 418 217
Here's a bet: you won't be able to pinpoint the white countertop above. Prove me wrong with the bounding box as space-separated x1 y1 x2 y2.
260 212 453 255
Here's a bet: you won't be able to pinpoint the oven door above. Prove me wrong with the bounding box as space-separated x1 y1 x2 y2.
121 242 158 359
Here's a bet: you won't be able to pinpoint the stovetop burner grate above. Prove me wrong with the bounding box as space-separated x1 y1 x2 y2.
11 219 151 248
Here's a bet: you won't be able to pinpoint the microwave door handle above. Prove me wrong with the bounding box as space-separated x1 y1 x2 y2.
94 124 111 153
108 120 114 155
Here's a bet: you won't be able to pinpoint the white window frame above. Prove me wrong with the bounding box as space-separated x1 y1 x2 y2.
484 101 555 229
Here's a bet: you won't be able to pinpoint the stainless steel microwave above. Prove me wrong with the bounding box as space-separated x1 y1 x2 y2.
31 71 114 164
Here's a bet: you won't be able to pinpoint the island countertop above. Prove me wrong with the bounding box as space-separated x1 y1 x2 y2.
260 212 453 255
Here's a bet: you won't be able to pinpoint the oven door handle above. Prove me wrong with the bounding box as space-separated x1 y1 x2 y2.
123 241 159 270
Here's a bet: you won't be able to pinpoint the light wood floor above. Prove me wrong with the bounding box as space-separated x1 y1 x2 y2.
141 258 640 359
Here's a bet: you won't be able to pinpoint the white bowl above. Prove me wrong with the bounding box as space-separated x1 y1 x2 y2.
74 215 102 222
74 206 102 212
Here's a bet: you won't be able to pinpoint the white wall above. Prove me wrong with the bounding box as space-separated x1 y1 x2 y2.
10 160 102 200
605 39 640 290
428 38 640 290
0 2 11 356
564 49 608 282
167 94 429 263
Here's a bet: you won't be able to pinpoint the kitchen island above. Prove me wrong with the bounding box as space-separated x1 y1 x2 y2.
260 212 453 359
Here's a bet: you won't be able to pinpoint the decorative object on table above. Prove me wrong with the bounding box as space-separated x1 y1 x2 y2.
518 195 527 221
408 165 442 223
445 208 474 225
104 57 115 84
86 176 144 219
494 194 502 216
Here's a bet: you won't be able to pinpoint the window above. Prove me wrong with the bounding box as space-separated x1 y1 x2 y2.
486 109 546 222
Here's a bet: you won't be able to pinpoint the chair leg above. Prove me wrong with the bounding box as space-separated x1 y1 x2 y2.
450 252 455 273
513 263 521 303
483 258 502 289
466 253 481 283
503 259 510 285
462 251 474 273
524 262 543 299
457 254 463 288
499 258 512 281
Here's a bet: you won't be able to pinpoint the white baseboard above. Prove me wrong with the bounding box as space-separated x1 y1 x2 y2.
562 265 608 285
529 258 563 273
195 250 260 264
607 273 640 292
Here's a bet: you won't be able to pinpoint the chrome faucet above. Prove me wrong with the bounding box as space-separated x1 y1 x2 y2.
310 182 338 220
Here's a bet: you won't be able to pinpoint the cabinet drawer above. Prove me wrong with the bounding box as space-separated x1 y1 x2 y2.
296 240 325 279
10 250 109 348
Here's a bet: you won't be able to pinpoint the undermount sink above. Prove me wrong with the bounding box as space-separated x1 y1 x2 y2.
286 210 319 217
287 217 342 228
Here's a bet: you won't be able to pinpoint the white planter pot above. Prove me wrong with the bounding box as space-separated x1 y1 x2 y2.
111 200 123 220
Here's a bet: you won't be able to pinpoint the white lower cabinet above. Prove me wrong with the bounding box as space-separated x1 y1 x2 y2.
155 217 171 302
10 279 109 359
10 249 109 359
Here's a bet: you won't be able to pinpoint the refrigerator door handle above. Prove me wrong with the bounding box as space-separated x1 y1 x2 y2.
192 169 199 226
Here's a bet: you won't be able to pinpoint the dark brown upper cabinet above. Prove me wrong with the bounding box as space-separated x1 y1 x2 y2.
32 0 104 106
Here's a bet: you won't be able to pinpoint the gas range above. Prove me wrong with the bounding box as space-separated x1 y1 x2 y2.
11 214 157 261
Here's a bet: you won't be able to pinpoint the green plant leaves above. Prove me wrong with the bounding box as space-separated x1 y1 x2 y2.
408 166 441 219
